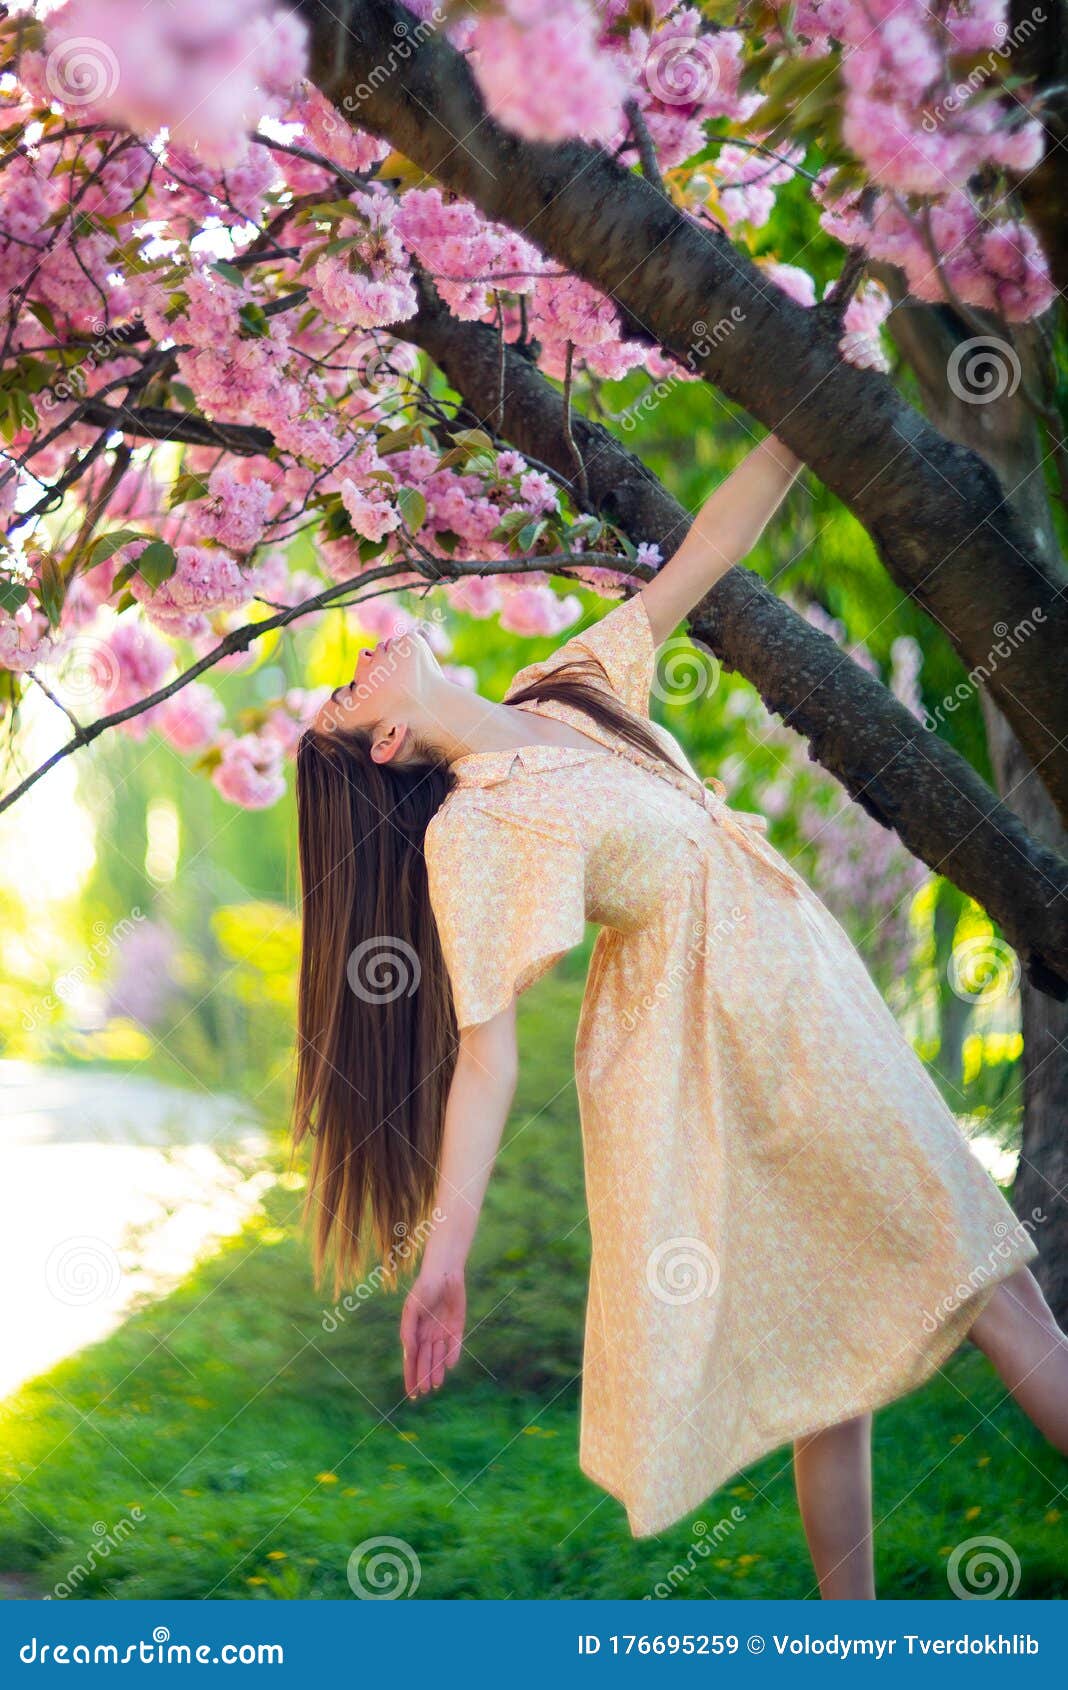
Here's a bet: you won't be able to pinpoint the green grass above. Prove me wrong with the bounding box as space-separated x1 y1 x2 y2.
1 957 1065 1600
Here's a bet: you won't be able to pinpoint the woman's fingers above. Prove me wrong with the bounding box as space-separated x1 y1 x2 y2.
399 1297 420 1397
430 1337 447 1389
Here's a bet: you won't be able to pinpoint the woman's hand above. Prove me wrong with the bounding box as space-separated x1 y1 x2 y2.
400 1264 466 1399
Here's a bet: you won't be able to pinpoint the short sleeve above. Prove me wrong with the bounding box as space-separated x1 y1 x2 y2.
424 799 587 1030
505 592 656 719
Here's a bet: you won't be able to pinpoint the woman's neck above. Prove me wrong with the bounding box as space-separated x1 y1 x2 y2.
421 683 601 765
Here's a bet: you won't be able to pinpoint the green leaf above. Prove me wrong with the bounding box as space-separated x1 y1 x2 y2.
238 301 270 339
396 486 426 533
89 528 144 566
212 260 245 289
516 520 545 552
115 590 139 614
170 382 197 411
134 540 178 589
168 472 210 509
377 424 418 457
450 428 496 454
358 538 388 563
27 302 58 338
0 579 29 613
37 554 65 627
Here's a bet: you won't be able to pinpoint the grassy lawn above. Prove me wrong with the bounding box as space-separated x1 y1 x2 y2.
1 958 1065 1600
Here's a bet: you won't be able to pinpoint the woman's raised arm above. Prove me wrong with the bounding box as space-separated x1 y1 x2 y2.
639 434 804 647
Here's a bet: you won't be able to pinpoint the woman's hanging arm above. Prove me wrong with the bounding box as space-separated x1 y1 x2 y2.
400 1001 519 1399
639 434 804 647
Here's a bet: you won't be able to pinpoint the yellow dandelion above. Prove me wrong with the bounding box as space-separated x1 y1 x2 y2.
976 1455 990 1467
397 1431 418 1443
315 1471 339 1484
950 1434 965 1445
247 1577 266 1587
342 1487 362 1498
1045 1510 1061 1524
267 1551 287 1561
965 1506 981 1521
387 1463 407 1472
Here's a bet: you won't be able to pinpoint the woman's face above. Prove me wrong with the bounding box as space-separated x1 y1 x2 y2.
313 628 443 762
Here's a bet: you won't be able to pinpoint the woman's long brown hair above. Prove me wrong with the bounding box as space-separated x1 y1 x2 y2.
293 650 681 1289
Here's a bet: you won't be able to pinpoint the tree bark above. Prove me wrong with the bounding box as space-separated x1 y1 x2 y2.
297 0 1068 825
889 297 1068 1324
395 281 1068 996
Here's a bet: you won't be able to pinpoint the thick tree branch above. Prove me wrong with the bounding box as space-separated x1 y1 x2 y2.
80 399 276 456
392 282 1068 997
298 0 1068 825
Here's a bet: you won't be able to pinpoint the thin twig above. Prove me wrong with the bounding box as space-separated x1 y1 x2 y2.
562 342 590 507
0 551 650 815
26 670 83 733
624 98 668 199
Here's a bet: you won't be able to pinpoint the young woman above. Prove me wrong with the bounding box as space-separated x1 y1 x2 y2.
294 435 1068 1597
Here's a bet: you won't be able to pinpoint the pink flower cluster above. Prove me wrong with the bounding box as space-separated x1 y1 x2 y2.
130 544 254 638
192 466 274 555
831 0 1043 196
212 731 286 809
820 182 1054 323
473 0 628 144
43 0 307 165
308 191 418 330
396 189 545 319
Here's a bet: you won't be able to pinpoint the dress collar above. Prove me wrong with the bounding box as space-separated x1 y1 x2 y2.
448 741 611 789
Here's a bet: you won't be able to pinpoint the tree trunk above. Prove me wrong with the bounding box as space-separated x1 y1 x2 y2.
889 300 1068 1324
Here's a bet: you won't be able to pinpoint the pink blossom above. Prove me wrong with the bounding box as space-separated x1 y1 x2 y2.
839 281 892 372
154 682 225 752
340 480 402 543
212 731 287 809
131 544 253 638
100 617 173 711
44 0 307 166
499 585 582 637
193 466 273 554
472 0 628 144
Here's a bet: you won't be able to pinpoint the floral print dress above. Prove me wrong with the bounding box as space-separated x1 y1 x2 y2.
423 592 1037 1538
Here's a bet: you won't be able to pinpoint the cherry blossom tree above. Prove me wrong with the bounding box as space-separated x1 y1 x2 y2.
2 1 1067 1300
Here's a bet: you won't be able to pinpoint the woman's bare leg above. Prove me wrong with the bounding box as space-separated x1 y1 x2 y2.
968 1267 1068 1454
793 1414 876 1599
